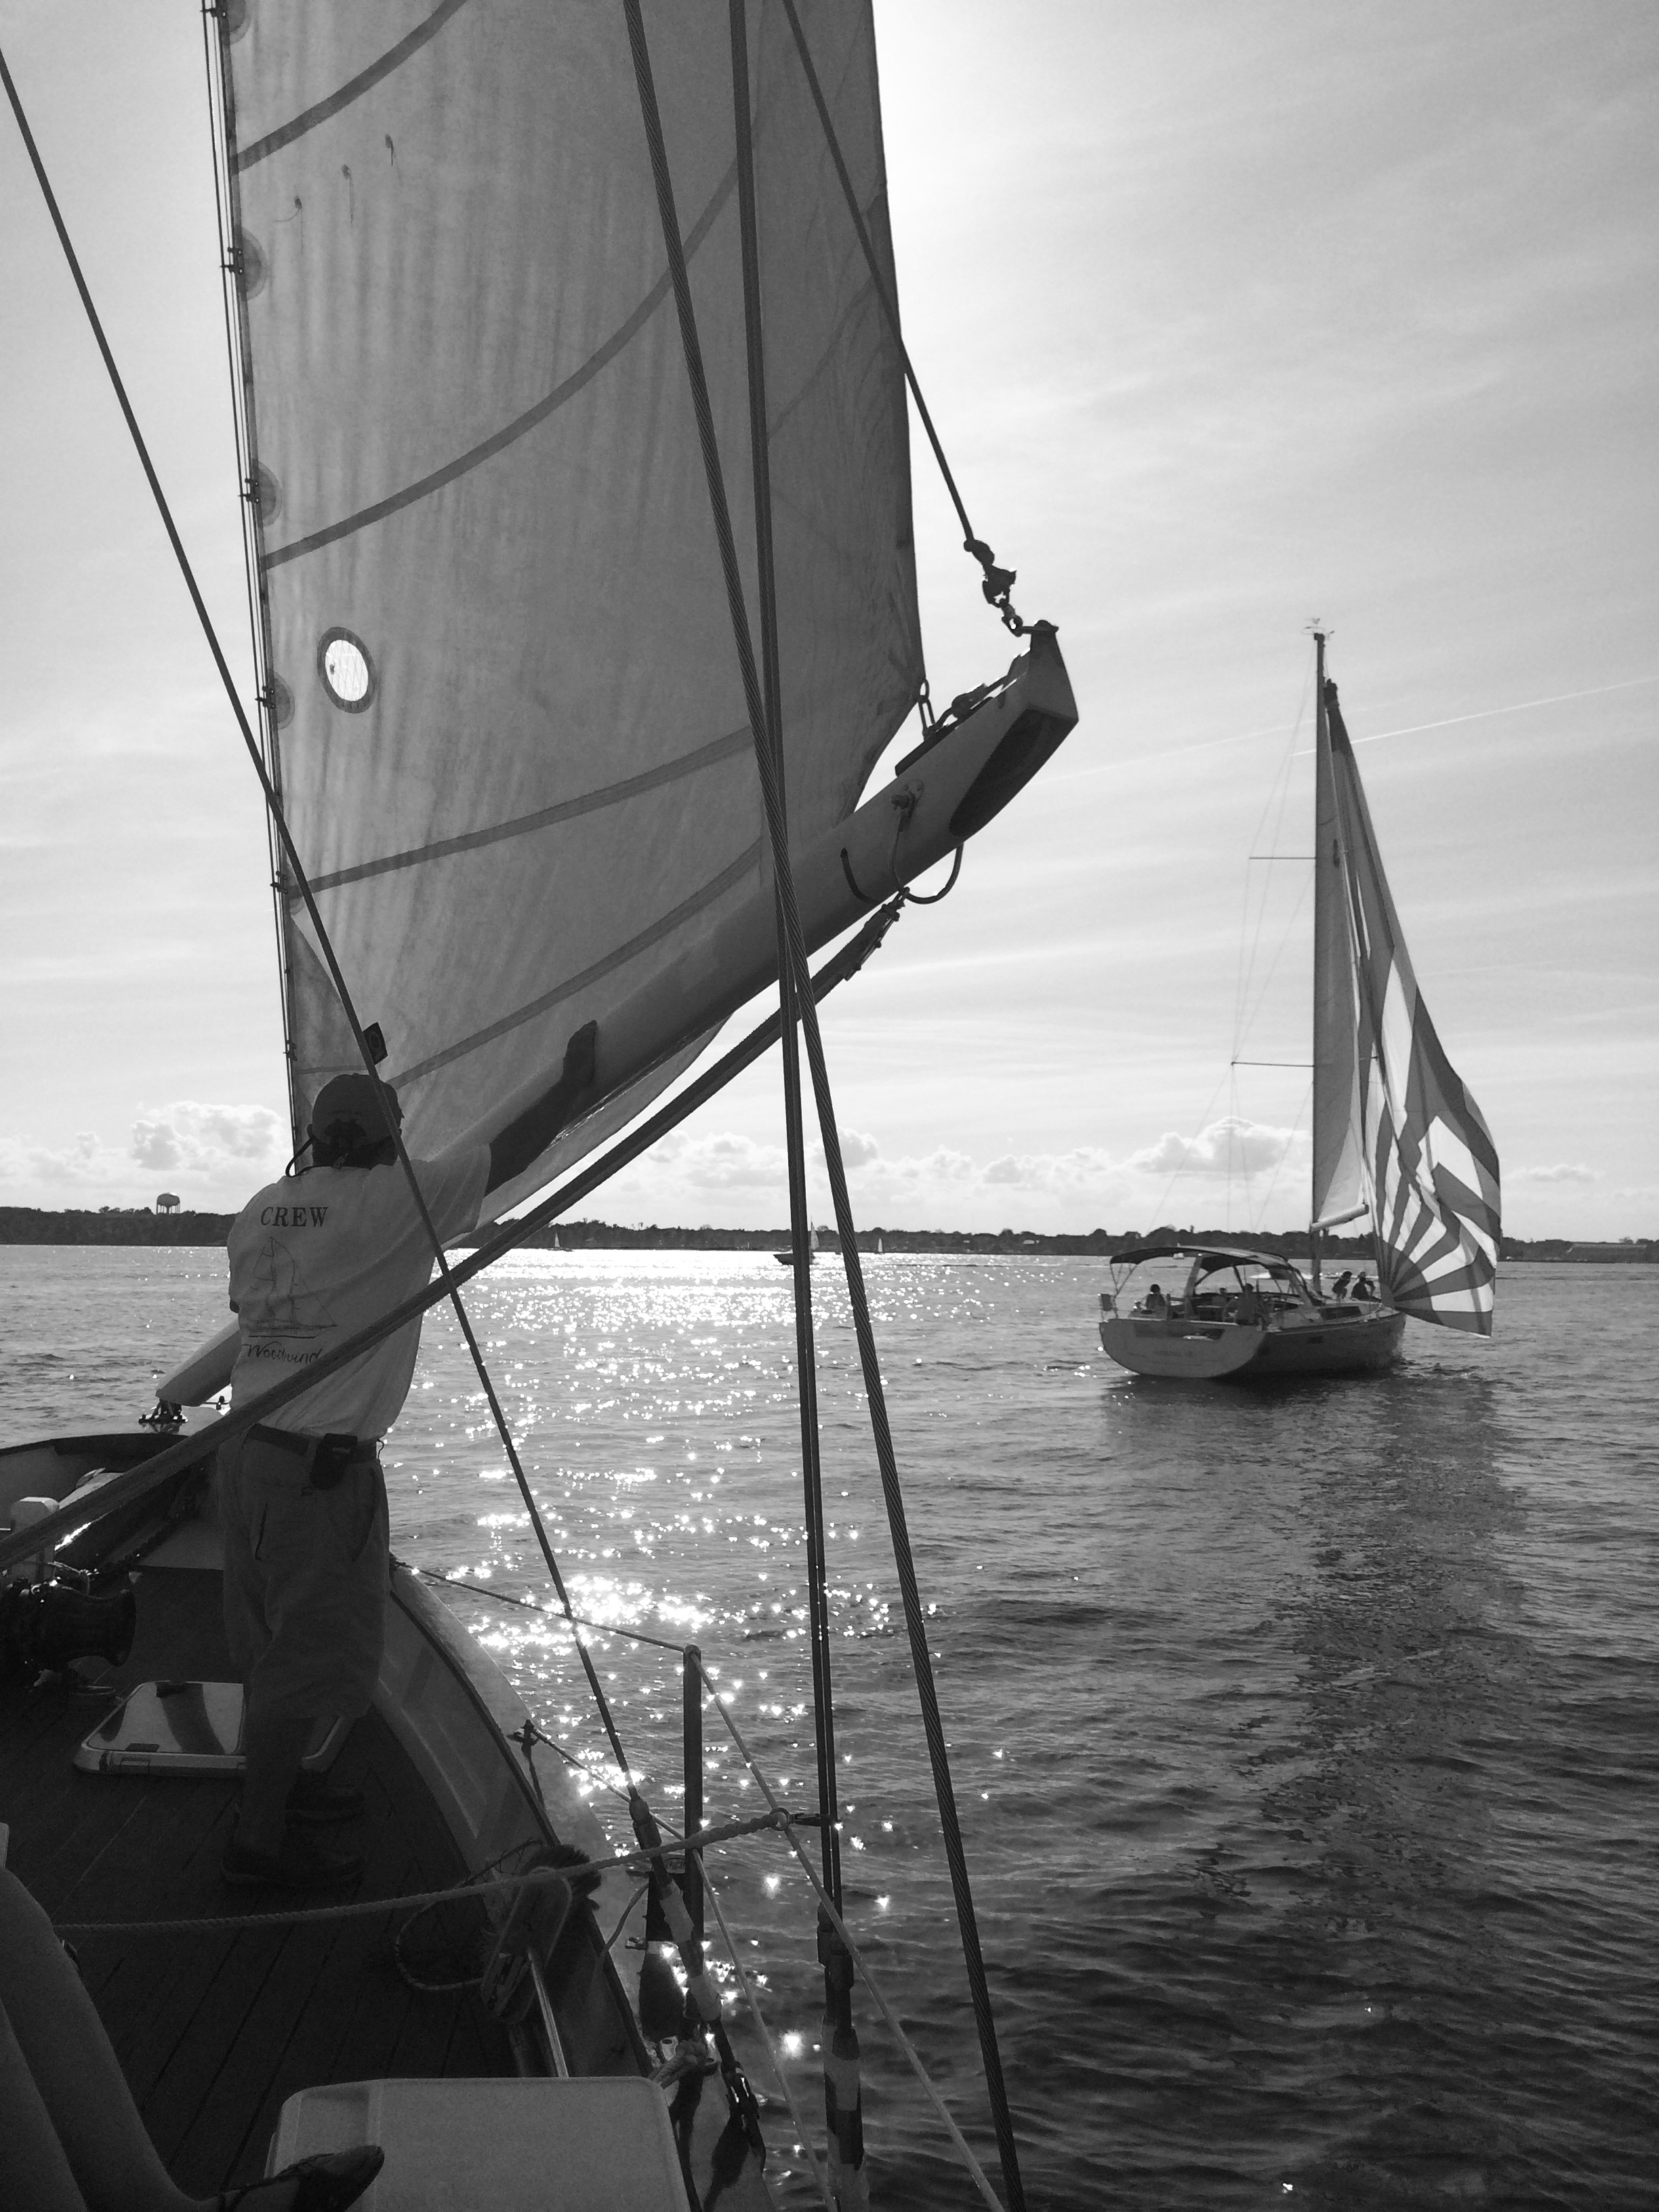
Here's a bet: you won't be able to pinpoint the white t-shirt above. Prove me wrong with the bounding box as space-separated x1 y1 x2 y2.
226 1147 490 1440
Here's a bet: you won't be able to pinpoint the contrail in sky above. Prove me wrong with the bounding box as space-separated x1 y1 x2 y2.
1063 673 1658 779
1343 674 1659 747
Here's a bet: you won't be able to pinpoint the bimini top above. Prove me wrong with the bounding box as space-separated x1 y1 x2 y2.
1110 1232 1301 1273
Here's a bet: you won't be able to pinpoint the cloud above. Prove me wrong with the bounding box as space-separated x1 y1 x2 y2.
670 1132 790 1191
592 1118 1316 1231
0 1130 129 1191
0 1099 285 1210
1517 1162 1601 1185
128 1101 285 1179
1126 1118 1303 1179
977 1147 1116 1191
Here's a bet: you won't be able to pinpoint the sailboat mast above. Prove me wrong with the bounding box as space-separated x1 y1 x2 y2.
1309 628 1364 1291
201 14 302 1153
1310 631 1331 1291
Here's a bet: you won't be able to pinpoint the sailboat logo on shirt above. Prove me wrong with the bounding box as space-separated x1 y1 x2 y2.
239 1236 339 1341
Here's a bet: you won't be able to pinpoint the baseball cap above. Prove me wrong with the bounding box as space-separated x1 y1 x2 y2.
308 1071 403 1143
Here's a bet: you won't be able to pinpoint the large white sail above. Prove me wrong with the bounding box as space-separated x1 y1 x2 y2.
1324 679 1502 1331
218 1 921 1205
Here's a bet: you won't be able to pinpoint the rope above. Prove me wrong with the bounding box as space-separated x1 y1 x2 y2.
841 840 963 910
691 1654 1007 2212
623 10 1023 2200
774 0 1025 636
701 1868 836 2212
897 845 964 907
394 1838 562 1994
51 1811 814 1938
416 1570 692 1654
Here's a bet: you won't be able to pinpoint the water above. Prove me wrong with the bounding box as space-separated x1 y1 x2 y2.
3 1247 1654 2210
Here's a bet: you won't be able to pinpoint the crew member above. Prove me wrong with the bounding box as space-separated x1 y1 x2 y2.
220 1024 597 1888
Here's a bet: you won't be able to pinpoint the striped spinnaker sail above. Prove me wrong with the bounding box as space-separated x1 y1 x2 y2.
1324 680 1501 1331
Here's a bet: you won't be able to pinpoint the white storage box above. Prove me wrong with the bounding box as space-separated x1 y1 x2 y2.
75 1683 345 1776
267 2077 687 2211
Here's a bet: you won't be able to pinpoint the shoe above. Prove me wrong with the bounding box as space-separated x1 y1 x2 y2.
286 1771 366 1826
222 1830 365 1890
219 2144 384 2209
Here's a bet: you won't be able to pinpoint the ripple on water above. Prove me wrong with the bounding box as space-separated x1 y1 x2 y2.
3 1250 1656 2209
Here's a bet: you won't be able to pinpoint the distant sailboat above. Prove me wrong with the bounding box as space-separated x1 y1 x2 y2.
774 1225 820 1267
1099 632 1501 1380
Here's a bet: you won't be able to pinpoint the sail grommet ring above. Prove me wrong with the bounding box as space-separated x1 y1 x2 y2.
231 228 267 299
245 464 282 524
318 628 377 714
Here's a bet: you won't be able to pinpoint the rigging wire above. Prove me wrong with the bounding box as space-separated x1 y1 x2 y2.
775 0 1027 638
693 1654 1008 2212
699 1876 838 2212
1230 684 1308 1067
1250 1082 1312 1235
729 0 841 1913
623 9 1025 2204
1233 869 1315 1080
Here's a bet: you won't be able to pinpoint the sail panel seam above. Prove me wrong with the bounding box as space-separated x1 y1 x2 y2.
389 840 762 1084
300 723 754 895
261 163 737 571
231 0 473 173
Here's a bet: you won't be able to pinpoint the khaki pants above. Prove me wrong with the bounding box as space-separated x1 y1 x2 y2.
219 1433 390 1723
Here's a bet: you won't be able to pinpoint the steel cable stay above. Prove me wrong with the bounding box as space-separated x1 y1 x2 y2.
624 7 1025 2206
729 0 842 1926
689 1651 1008 2212
775 0 1027 640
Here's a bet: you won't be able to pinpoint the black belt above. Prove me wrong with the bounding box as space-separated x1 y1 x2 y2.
246 1423 380 1490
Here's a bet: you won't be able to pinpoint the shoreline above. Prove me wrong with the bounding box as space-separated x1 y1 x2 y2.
1 1208 1649 1263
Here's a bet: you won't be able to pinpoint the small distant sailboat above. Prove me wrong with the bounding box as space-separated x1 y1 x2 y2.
1099 632 1501 1381
774 1225 820 1267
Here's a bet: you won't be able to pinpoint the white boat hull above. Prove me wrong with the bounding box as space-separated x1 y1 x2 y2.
1099 1308 1406 1381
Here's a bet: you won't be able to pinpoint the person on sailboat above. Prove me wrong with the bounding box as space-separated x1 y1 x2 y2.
219 1023 597 1889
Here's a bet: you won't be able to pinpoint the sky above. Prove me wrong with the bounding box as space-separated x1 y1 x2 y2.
1 1 1654 1240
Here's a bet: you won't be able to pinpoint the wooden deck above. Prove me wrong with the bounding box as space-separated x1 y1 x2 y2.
1 1565 516 2197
